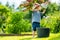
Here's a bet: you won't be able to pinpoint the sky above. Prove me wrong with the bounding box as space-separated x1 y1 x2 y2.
0 0 26 9
0 0 60 9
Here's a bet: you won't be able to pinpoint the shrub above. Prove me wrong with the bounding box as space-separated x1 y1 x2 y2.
41 11 60 33
6 12 31 34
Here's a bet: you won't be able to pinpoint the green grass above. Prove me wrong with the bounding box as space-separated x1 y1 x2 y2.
0 33 60 40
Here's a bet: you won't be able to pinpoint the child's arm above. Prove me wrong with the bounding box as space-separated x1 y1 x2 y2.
31 4 41 11
42 8 46 14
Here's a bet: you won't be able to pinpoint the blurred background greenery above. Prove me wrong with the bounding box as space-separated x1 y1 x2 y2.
0 0 60 34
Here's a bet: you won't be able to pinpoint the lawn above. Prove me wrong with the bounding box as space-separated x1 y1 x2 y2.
0 33 60 40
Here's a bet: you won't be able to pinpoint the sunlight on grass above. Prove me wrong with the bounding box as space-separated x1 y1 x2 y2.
0 33 60 40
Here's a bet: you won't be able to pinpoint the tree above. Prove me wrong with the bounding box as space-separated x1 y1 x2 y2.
6 2 9 7
0 4 10 33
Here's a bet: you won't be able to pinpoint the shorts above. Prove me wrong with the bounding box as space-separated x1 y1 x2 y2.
32 22 40 31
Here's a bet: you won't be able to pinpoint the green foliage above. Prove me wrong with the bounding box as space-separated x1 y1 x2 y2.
6 12 31 34
41 11 60 33
0 2 60 34
0 4 10 28
40 3 60 33
45 3 59 15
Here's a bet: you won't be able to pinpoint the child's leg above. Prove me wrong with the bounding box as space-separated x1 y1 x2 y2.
32 22 40 38
32 22 36 38
32 31 36 38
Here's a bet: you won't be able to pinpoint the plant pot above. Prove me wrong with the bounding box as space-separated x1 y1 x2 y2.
36 28 50 38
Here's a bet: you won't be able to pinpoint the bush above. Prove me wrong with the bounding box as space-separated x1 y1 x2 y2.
6 12 31 34
41 11 60 33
